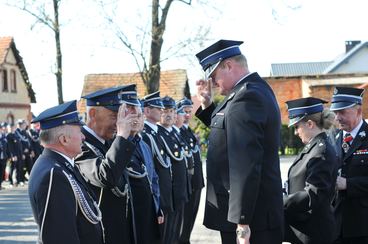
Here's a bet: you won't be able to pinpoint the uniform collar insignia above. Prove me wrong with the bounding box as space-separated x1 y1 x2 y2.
359 131 366 138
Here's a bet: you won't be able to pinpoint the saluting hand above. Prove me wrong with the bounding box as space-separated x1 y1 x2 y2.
116 103 139 139
196 78 212 109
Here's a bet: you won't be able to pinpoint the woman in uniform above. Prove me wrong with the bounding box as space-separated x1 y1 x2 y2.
283 97 338 244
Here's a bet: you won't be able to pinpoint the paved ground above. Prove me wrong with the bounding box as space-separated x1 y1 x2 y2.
0 156 295 244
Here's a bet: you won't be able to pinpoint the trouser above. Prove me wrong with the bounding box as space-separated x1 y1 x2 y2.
220 231 236 244
178 189 202 243
24 154 33 178
163 206 183 244
0 159 6 187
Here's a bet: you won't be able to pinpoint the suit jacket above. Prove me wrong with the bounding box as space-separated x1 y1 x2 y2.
284 132 337 243
180 125 205 190
6 132 23 159
28 149 103 244
158 125 189 210
75 126 136 244
0 134 8 160
141 123 174 212
196 72 284 232
334 120 368 238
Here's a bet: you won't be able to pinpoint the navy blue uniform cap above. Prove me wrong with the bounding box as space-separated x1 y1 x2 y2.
330 86 364 111
177 98 193 108
142 91 164 109
82 86 126 112
196 39 243 79
161 96 176 109
175 101 186 115
118 84 140 107
286 97 327 127
31 100 83 130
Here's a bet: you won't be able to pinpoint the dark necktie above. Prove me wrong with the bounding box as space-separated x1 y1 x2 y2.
342 133 353 153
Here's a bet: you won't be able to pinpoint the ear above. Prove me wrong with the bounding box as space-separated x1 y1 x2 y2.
306 120 315 128
88 107 97 120
58 134 68 146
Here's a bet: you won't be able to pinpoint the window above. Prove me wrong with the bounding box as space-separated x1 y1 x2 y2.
1 69 8 92
10 69 17 93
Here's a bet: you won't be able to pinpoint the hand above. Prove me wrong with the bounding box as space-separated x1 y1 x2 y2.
196 78 212 109
116 104 139 139
237 224 250 244
157 216 164 224
336 176 347 190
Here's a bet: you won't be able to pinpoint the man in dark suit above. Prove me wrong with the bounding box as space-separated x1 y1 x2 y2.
195 40 284 244
0 122 9 189
28 100 104 244
177 98 205 244
141 91 174 244
75 86 138 244
6 123 24 187
330 87 368 244
158 96 189 244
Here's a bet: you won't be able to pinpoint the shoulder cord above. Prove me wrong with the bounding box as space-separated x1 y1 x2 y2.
84 141 129 198
62 170 102 224
160 135 185 161
15 129 28 142
192 144 200 153
84 141 105 159
146 133 171 168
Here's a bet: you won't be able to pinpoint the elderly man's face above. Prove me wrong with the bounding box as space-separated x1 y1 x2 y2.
183 106 192 124
144 106 162 123
65 125 85 158
334 106 362 132
161 108 175 127
93 107 118 140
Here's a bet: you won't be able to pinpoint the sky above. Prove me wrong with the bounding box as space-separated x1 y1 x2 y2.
1 0 368 115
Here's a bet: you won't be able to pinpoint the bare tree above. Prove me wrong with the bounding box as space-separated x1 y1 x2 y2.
98 0 213 94
5 0 64 104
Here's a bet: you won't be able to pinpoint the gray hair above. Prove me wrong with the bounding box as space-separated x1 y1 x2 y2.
220 54 248 68
39 125 71 145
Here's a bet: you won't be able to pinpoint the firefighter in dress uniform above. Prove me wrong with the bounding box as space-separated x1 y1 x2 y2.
158 96 189 244
283 97 338 244
141 91 174 244
28 100 104 244
75 86 139 244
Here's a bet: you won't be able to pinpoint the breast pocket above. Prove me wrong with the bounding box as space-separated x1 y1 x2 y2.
211 115 225 129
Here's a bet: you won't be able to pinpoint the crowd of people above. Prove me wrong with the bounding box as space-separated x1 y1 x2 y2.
2 38 367 244
0 119 42 189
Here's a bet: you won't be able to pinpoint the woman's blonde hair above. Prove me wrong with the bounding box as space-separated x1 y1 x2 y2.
302 109 335 130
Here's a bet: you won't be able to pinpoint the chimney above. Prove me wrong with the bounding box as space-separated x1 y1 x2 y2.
345 40 361 53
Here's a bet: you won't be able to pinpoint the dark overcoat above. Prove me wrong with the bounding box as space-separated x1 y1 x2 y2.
196 72 284 235
75 126 135 244
284 132 337 243
28 149 104 244
334 121 368 238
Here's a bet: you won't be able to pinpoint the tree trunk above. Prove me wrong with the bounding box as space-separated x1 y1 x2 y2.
53 0 63 104
146 0 173 94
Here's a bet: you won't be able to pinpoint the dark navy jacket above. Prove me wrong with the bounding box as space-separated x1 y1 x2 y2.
28 149 104 244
